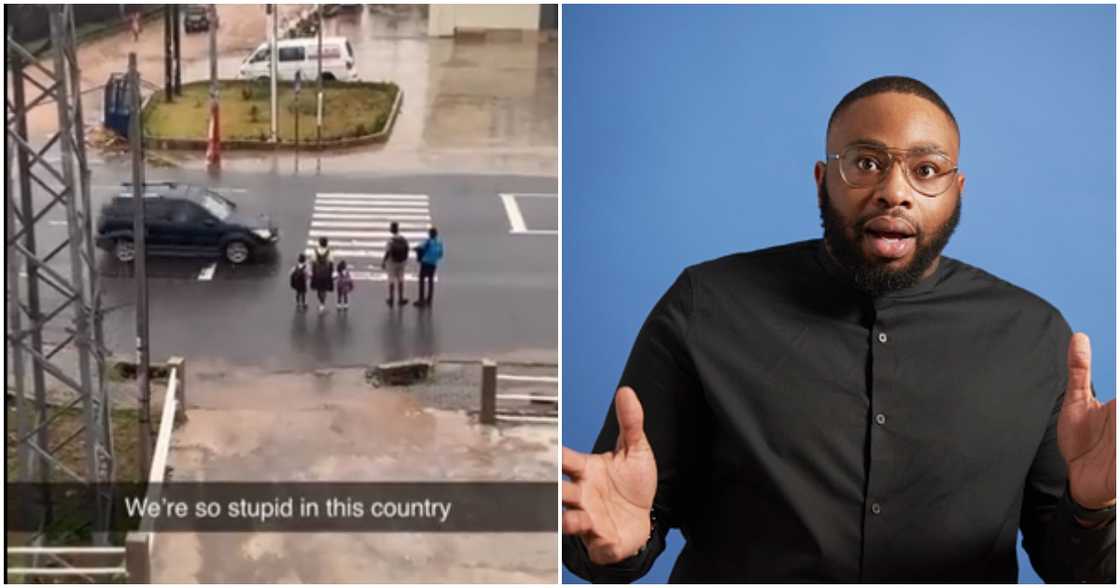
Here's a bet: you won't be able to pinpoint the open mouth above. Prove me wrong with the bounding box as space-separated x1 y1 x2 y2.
862 217 917 260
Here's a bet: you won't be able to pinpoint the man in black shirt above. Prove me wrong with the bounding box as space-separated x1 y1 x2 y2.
561 76 1116 582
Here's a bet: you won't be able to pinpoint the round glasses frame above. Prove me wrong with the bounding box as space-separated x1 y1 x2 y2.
826 147 960 197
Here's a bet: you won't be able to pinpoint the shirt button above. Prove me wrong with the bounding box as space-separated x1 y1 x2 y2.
875 413 887 425
877 332 888 344
871 502 882 515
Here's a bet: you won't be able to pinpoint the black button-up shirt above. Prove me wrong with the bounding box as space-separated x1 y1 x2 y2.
563 239 1115 583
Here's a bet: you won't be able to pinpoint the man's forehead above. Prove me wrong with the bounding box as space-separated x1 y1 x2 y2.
828 92 959 155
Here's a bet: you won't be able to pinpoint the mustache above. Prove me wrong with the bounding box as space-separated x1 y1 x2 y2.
853 209 921 236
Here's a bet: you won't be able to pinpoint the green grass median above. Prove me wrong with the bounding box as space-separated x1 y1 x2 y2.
142 79 399 143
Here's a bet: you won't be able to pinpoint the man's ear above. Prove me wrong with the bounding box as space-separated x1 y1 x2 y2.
814 161 827 203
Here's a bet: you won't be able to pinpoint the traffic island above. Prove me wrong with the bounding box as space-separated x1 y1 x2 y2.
141 79 402 151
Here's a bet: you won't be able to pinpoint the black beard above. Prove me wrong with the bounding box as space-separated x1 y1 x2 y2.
818 182 961 297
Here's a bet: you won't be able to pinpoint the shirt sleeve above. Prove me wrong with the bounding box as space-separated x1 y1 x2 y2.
1019 320 1116 583
562 269 704 583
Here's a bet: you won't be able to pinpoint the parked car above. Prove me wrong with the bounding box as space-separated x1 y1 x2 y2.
96 182 279 265
183 5 211 33
238 37 358 82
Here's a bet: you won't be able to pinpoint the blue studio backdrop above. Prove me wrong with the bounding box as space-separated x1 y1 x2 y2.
562 5 1115 584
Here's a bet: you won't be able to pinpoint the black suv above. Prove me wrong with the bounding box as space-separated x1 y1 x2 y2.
183 5 210 33
96 182 279 265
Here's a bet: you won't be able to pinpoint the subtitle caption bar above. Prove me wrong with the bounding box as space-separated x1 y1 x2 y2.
5 482 556 532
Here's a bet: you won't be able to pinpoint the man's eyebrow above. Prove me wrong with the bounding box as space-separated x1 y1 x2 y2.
848 138 888 149
846 138 949 154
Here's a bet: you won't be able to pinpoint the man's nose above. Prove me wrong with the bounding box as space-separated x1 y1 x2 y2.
875 158 914 209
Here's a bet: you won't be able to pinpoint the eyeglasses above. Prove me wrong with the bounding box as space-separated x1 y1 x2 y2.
827 145 959 197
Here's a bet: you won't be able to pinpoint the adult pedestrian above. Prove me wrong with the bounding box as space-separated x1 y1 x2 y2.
310 237 334 314
130 12 141 42
414 227 444 307
381 221 409 307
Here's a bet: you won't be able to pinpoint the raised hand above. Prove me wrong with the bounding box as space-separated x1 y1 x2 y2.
1058 333 1117 510
562 386 658 564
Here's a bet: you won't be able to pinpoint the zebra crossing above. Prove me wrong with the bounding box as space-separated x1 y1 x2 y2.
306 193 435 282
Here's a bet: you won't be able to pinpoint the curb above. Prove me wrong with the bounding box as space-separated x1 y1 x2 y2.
142 81 402 152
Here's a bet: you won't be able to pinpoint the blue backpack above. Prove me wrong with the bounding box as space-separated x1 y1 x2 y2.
422 238 444 265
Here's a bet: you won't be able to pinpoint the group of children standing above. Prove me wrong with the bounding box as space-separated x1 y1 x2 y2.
290 223 444 313
290 238 354 313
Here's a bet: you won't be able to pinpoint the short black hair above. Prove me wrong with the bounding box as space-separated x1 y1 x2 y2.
390 221 399 234
429 227 438 238
827 76 958 145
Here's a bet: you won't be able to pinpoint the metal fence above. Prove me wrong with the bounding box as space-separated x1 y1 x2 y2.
6 357 187 583
479 358 558 425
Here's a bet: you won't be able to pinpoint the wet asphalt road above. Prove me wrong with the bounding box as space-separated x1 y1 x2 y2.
14 160 557 370
9 4 557 370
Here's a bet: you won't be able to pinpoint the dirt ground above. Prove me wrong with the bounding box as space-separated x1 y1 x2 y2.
149 359 557 583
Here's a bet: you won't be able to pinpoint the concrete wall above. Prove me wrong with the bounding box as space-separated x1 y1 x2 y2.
428 4 541 37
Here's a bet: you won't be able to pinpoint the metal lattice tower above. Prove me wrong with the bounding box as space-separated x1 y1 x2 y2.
5 5 113 543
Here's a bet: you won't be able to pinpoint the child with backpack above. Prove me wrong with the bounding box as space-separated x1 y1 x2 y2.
380 221 410 307
336 259 354 311
290 253 309 311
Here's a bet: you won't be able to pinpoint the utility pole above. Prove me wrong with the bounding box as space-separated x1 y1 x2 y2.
294 71 301 150
173 4 182 96
8 6 113 543
128 53 152 481
317 7 323 147
163 5 172 102
206 4 220 167
209 4 218 86
270 4 278 143
10 40 53 527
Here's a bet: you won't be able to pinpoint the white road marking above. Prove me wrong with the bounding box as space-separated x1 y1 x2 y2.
499 193 557 236
350 271 438 282
499 193 528 233
310 221 430 229
309 229 428 240
313 207 430 215
303 194 435 273
316 193 428 201
314 198 429 205
311 200 430 208
312 212 432 221
304 248 386 259
306 239 386 248
197 262 217 281
506 193 558 198
47 220 68 226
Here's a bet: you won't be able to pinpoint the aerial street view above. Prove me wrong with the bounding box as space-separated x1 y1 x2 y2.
5 4 558 583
